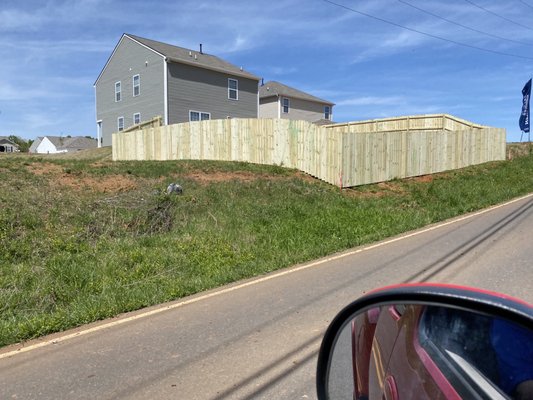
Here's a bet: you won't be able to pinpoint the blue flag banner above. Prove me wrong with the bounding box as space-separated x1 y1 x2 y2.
519 78 531 133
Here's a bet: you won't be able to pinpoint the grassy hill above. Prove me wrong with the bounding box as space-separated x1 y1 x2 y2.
0 148 532 347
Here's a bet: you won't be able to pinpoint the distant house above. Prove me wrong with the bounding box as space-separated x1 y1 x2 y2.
29 136 97 154
0 137 19 153
259 81 334 124
94 33 261 147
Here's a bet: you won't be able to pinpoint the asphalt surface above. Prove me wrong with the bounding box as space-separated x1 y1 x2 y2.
1 194 532 399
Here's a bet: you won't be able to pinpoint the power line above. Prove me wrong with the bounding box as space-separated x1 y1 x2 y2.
519 0 533 11
322 0 533 60
463 0 533 31
398 0 533 47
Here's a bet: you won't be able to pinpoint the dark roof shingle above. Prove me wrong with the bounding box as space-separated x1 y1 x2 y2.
259 81 334 105
42 136 97 151
126 34 260 81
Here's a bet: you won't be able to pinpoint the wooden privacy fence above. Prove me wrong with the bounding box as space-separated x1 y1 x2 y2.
112 116 506 187
123 115 163 133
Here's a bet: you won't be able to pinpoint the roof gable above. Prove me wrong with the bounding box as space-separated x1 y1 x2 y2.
42 136 65 148
0 137 19 147
259 81 334 105
94 34 166 86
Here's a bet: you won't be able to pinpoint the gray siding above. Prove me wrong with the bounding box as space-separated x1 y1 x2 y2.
258 97 279 119
259 96 333 122
95 36 165 146
279 97 331 123
167 63 258 124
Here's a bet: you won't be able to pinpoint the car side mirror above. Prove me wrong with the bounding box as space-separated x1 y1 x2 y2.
316 284 533 400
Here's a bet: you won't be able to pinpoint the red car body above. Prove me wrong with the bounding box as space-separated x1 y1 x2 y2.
352 305 456 399
351 303 519 399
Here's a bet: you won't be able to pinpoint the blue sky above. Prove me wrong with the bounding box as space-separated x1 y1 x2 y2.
1 0 532 142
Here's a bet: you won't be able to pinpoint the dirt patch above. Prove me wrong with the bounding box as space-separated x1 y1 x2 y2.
183 171 257 184
409 174 434 183
26 163 136 193
294 171 319 184
345 190 386 199
376 181 407 193
347 175 441 198
57 174 137 193
344 181 407 198
27 163 63 176
26 162 317 191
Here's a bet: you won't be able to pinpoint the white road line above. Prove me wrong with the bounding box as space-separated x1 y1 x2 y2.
2 193 532 360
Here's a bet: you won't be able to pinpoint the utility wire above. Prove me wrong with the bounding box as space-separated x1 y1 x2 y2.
322 0 533 60
398 0 533 47
519 0 533 11
463 0 533 31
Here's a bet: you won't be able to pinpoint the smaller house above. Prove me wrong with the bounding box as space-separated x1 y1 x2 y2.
259 81 334 124
29 136 97 154
0 137 19 153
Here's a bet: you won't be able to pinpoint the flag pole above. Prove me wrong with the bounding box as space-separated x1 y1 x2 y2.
527 127 531 155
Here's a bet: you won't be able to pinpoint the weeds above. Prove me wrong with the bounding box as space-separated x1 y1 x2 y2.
0 150 532 346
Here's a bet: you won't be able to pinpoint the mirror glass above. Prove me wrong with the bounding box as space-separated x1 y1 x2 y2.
326 304 533 400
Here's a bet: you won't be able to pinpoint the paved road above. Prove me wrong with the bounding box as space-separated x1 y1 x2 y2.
1 194 532 399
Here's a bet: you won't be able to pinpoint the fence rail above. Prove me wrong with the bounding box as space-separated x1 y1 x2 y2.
112 116 506 187
122 115 163 133
326 114 484 133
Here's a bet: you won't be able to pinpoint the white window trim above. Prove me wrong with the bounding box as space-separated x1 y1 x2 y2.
133 112 141 125
163 61 168 125
228 78 238 101
325 105 331 120
189 110 211 121
117 116 124 131
115 81 121 102
282 97 290 113
133 74 140 97
96 120 102 148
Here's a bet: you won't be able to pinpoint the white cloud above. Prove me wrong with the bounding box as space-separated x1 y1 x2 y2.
0 82 48 101
0 9 46 31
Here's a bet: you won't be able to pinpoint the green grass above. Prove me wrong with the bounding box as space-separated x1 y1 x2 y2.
0 150 532 347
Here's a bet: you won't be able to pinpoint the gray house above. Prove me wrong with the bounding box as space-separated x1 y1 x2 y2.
95 34 260 147
0 137 19 153
259 81 334 124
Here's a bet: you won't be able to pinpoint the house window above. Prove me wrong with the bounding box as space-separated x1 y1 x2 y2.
133 75 140 96
228 79 238 100
118 116 124 131
115 81 121 102
189 111 211 121
324 106 331 120
282 98 290 113
133 113 141 125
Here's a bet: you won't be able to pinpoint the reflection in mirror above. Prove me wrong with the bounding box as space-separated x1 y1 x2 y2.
326 304 533 400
